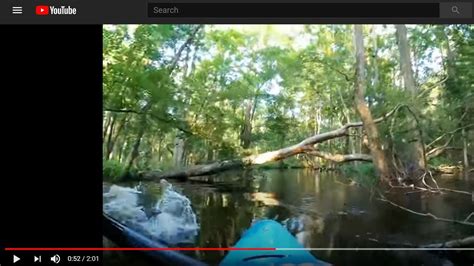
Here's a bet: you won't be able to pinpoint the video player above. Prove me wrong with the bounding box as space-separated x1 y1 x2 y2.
2 1 473 266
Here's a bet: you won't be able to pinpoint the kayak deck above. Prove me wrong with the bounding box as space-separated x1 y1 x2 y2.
220 219 330 265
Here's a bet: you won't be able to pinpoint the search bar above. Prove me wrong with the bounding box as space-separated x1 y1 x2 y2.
148 3 441 18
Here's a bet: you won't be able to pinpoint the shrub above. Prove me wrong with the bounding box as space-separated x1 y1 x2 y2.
103 159 127 181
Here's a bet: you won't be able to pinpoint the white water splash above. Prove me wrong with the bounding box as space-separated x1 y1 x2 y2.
148 180 199 244
103 181 199 245
103 185 148 223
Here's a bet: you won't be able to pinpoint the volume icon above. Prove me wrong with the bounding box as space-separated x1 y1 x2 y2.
51 254 61 264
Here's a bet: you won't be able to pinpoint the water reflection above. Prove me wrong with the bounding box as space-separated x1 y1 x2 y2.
105 169 474 265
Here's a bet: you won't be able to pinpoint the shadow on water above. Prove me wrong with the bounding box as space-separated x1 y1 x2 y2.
104 169 474 266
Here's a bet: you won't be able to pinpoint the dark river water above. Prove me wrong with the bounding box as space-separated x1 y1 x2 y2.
103 169 474 266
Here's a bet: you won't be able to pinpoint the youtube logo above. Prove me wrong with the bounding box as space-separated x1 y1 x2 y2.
36 5 49 15
35 5 77 15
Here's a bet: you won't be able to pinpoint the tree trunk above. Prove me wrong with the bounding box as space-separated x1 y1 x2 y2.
354 25 392 182
157 136 163 163
107 114 128 160
117 138 124 163
125 123 146 174
173 135 186 168
396 25 417 94
144 134 157 167
344 134 351 154
207 147 214 162
103 112 112 141
240 99 253 148
118 134 130 164
104 113 116 158
443 27 469 172
316 106 322 135
105 113 117 160
395 24 426 170
462 127 469 170
371 26 380 90
443 26 455 78
105 114 116 159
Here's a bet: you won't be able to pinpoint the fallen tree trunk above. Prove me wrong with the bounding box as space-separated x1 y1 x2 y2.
142 159 244 180
141 105 401 181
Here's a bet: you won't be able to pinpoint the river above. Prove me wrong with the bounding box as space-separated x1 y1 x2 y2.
103 169 474 265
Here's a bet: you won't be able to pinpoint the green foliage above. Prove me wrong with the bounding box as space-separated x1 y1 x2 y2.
103 160 127 181
341 163 379 188
103 25 473 174
428 156 453 167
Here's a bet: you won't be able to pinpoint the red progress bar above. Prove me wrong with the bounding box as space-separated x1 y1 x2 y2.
5 247 276 251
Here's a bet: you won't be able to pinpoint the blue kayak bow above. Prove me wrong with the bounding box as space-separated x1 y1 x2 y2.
220 219 330 266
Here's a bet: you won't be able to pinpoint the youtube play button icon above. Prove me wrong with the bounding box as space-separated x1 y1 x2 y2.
36 5 49 15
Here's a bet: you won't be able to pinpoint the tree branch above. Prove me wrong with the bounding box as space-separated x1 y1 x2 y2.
422 235 474 248
345 104 404 128
315 59 353 82
426 135 455 159
426 124 473 149
104 107 194 135
416 75 448 99
169 25 203 74
383 235 474 248
378 196 474 226
464 212 474 222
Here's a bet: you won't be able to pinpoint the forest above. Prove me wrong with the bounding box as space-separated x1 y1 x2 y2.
103 24 472 183
102 25 474 264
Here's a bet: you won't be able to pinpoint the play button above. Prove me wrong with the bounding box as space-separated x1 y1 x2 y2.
13 255 20 263
35 5 49 15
